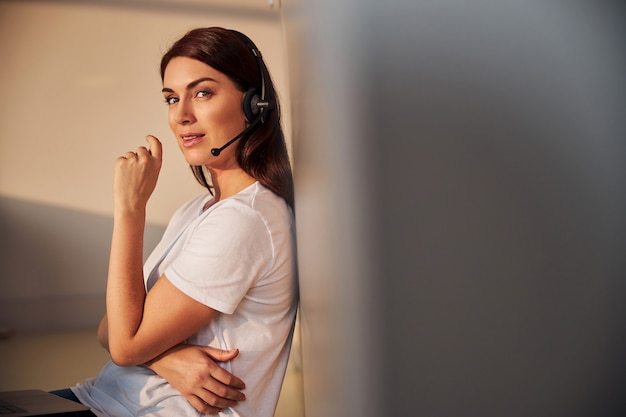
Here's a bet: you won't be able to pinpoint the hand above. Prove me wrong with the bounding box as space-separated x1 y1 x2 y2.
146 344 246 414
113 135 162 214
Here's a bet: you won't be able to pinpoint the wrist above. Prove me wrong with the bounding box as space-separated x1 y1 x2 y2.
141 343 182 371
114 204 146 219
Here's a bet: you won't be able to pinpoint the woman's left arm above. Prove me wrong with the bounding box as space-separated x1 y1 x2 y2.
106 136 217 366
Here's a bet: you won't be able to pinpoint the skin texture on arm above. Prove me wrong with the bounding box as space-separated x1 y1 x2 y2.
106 135 217 366
97 315 109 351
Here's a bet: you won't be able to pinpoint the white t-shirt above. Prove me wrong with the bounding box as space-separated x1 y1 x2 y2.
73 182 298 417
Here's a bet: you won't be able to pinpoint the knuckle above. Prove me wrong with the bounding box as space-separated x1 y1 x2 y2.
188 372 205 387
213 386 228 398
202 392 220 407
223 375 237 386
191 372 203 382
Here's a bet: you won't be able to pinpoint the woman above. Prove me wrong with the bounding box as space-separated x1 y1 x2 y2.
60 27 298 417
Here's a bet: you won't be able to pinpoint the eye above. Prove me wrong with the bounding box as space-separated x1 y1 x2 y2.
196 90 213 99
164 96 179 106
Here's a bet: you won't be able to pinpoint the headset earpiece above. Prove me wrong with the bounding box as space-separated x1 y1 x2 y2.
243 88 261 123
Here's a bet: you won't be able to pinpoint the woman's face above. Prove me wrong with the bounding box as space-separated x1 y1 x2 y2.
162 56 246 167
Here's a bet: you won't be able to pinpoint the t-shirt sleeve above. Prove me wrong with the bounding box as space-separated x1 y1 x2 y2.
164 203 273 314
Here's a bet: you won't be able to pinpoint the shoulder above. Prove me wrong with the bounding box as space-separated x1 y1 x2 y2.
215 182 293 228
206 184 294 258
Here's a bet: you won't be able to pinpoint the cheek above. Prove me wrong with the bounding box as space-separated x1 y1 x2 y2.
211 102 246 130
167 108 178 131
219 90 246 123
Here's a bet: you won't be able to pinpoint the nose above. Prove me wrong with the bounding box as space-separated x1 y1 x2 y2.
172 99 196 125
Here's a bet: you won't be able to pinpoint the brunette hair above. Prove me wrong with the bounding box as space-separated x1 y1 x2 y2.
160 27 294 211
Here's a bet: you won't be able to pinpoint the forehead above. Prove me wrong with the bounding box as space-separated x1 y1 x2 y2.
162 56 229 88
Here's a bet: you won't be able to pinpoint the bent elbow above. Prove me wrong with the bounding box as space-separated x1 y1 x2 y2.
109 345 144 367
110 352 135 367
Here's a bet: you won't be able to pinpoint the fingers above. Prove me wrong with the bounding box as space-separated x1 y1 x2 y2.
185 394 225 415
200 387 240 408
202 347 245 389
185 379 242 414
204 347 240 362
184 373 244 413
209 363 246 392
119 136 162 161
145 135 162 159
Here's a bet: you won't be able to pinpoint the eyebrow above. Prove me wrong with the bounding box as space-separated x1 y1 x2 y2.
161 77 218 94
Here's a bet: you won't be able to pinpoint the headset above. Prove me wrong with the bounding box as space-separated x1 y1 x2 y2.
231 29 272 123
210 29 272 157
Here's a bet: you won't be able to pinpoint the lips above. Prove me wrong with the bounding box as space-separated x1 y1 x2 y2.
180 132 205 148
181 132 204 140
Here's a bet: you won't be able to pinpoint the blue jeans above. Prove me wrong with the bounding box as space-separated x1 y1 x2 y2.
49 389 96 416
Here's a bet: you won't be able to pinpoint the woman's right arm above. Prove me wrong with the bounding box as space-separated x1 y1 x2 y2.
98 314 245 414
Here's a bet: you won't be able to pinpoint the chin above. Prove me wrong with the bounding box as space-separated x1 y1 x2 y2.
182 150 212 166
185 158 211 167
